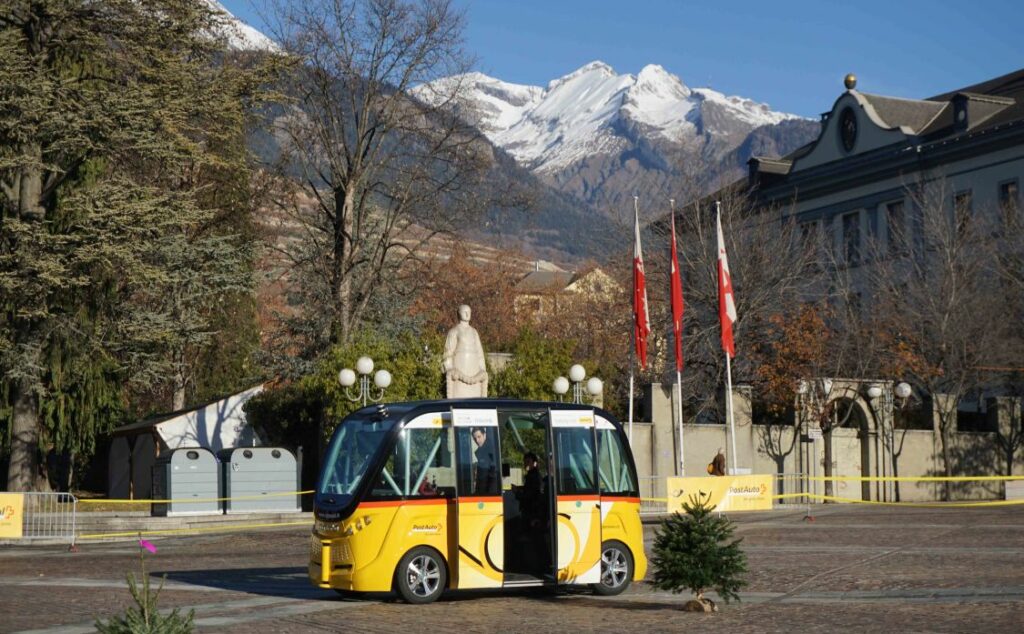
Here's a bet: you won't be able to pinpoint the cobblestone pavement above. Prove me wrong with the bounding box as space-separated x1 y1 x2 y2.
2 505 1023 632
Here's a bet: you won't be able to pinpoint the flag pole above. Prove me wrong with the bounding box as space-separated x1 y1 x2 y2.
628 370 635 444
676 369 684 475
717 199 739 474
628 195 639 444
670 198 684 476
725 351 737 474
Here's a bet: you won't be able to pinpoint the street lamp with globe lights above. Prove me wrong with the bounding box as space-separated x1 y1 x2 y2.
895 382 912 401
553 364 603 404
862 381 914 502
338 356 392 406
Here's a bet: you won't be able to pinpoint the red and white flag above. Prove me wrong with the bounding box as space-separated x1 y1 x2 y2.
669 209 684 372
633 201 651 368
716 203 737 358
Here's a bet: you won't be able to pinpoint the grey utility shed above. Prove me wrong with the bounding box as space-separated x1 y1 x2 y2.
151 447 221 516
219 447 300 513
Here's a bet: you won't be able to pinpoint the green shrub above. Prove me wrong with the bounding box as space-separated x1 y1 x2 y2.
650 493 747 605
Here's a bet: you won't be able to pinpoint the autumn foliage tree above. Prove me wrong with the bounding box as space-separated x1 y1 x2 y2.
408 244 522 351
752 301 877 497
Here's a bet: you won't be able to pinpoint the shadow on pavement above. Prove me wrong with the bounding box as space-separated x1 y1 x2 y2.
541 595 686 612
158 566 336 601
157 567 688 611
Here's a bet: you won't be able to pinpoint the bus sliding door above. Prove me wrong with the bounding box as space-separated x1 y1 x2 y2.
549 409 601 584
451 408 503 589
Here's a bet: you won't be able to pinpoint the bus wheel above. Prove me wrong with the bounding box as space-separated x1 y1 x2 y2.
396 547 447 604
593 540 633 596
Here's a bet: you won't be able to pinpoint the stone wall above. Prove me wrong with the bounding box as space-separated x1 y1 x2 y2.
632 381 1024 503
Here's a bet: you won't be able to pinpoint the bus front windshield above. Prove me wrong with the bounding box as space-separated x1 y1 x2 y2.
318 415 397 500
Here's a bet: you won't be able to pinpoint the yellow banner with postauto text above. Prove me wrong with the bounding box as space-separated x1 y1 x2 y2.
666 475 773 513
0 493 24 538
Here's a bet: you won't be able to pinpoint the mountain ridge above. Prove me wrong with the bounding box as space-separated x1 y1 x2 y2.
416 61 805 173
415 62 819 217
212 4 819 253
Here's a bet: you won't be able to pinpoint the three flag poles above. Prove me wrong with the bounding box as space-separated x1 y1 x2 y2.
630 198 739 476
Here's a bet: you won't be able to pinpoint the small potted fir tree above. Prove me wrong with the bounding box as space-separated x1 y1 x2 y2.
651 492 748 612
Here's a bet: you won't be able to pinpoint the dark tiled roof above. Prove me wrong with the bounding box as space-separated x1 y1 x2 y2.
921 68 1024 135
766 68 1024 166
857 93 946 133
749 157 792 175
928 68 1024 106
515 270 576 293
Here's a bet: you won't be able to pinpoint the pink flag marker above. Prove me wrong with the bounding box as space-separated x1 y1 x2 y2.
139 539 157 554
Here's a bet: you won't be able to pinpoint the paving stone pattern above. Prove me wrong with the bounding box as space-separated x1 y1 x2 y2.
1 505 1022 632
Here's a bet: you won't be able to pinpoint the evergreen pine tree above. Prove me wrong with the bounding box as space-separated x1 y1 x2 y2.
651 493 748 609
1 1 278 489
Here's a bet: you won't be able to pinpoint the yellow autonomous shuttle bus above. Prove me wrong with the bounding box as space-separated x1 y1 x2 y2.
310 399 646 603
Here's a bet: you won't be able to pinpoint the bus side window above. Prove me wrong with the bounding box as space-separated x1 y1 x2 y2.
554 427 597 496
597 429 637 494
372 426 455 499
455 426 500 496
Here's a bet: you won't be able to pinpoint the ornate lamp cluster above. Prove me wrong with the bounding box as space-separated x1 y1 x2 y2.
553 364 603 404
338 356 392 406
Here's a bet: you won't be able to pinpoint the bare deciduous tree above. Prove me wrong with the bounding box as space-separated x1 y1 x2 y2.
647 184 814 425
869 176 1011 499
263 0 493 362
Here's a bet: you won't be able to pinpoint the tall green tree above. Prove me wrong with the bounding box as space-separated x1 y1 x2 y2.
0 1 272 490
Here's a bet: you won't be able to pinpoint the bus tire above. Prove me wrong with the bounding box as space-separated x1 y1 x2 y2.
593 540 633 596
395 546 447 604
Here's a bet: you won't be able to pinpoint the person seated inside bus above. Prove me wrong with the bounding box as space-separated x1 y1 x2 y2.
511 451 550 576
514 452 543 528
471 427 498 495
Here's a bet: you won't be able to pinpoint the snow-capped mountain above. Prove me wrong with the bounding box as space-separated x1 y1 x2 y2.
204 1 278 52
414 62 818 216
214 0 817 235
418 61 803 175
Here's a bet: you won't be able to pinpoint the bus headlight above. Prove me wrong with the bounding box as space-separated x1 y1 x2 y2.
315 519 341 534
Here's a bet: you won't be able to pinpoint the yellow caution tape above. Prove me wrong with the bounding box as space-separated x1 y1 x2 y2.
772 492 1024 508
803 475 1023 482
639 490 1024 509
78 490 315 505
78 520 312 540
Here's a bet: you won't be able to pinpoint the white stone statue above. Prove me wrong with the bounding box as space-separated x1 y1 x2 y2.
443 304 488 398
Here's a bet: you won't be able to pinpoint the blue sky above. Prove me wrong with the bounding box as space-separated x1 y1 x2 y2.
222 0 1023 117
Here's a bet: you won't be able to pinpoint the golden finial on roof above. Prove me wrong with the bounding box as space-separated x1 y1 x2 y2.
844 73 857 90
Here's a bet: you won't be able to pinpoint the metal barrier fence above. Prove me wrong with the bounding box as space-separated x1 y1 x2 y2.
637 476 667 515
774 473 810 506
21 492 78 547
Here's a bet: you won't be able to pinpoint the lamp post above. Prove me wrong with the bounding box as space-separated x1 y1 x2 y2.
794 379 818 503
338 356 392 406
892 381 912 501
864 383 887 501
863 381 913 502
553 364 603 405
